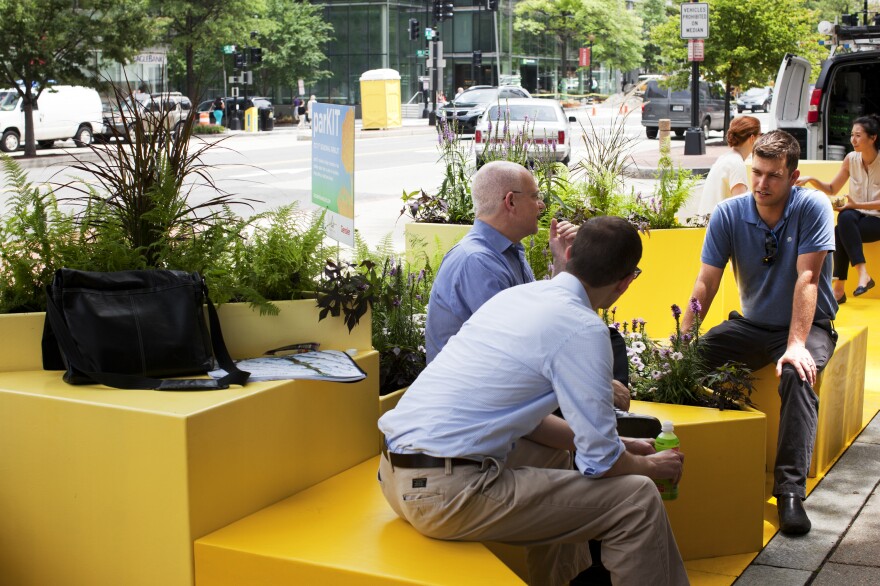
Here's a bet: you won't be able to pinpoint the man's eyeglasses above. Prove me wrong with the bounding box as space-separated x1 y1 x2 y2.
762 231 778 266
509 190 545 202
632 267 642 279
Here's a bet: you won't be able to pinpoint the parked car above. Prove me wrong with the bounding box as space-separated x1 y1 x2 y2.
0 85 103 151
473 98 576 166
736 86 773 113
196 96 275 130
438 85 532 134
770 22 880 160
138 92 193 140
640 79 736 139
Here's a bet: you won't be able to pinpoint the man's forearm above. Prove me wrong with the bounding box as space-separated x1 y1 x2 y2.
788 272 819 348
526 414 575 451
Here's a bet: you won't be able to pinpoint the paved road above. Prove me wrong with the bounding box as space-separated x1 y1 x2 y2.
6 107 772 251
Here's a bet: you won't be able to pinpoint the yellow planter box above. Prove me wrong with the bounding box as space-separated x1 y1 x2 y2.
750 324 867 478
404 222 471 267
612 228 739 331
626 400 767 560
0 302 378 586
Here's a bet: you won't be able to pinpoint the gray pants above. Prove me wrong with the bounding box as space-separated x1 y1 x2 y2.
378 439 688 586
699 313 837 498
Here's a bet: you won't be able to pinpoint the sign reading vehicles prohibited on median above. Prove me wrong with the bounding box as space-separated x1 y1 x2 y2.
680 3 709 39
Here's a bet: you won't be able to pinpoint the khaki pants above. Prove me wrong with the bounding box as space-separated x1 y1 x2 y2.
379 439 688 586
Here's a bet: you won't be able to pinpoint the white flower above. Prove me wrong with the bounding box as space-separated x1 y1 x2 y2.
630 355 643 367
628 332 642 340
670 351 684 361
631 341 646 353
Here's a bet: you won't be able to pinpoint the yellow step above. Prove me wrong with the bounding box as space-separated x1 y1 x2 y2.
195 456 525 586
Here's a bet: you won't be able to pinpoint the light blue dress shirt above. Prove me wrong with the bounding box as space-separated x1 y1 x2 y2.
380 272 626 477
425 220 535 363
702 186 836 325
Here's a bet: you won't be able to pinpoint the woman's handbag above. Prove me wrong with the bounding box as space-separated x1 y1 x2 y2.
42 269 249 391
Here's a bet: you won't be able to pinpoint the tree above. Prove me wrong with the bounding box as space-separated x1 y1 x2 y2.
151 0 260 102
0 0 152 157
651 0 825 135
515 0 643 90
252 0 333 96
637 0 671 72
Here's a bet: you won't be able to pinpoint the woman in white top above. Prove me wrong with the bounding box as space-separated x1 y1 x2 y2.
697 115 761 216
797 114 880 303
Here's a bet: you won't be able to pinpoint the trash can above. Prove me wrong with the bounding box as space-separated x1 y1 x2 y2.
359 68 402 130
260 108 274 131
244 106 258 132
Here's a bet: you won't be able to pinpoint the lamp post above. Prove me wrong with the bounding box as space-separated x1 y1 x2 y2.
587 34 595 94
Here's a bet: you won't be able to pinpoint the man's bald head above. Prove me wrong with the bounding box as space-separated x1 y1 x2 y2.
472 161 535 218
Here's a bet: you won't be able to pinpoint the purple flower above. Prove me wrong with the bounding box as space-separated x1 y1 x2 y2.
392 296 401 307
415 294 423 301
689 296 702 315
612 321 621 331
631 318 639 331
417 269 426 283
671 304 682 319
682 333 692 344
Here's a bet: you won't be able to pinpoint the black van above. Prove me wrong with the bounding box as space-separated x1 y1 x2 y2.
771 23 880 159
640 79 735 139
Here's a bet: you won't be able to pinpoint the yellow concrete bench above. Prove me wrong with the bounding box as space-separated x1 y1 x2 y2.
750 324 867 478
0 302 379 586
194 456 525 585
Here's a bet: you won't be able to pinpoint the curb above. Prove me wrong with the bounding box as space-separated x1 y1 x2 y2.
627 166 711 180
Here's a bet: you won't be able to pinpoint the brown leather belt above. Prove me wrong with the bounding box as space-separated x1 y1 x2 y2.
382 446 480 469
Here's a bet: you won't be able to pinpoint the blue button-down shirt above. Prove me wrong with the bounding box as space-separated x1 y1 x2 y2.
425 220 535 363
703 186 836 326
380 272 625 477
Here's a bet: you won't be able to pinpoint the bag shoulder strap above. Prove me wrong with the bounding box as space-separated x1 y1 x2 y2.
45 282 249 392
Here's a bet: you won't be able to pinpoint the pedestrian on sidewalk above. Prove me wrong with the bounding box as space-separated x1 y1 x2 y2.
697 115 761 216
306 95 317 127
796 114 880 303
682 130 837 536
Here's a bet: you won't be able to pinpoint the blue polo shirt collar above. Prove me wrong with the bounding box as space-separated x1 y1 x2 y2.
742 187 797 230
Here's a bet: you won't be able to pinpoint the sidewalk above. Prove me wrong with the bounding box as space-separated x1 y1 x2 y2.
628 139 729 179
736 412 880 585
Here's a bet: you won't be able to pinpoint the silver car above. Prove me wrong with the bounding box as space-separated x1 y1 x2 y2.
737 86 772 113
473 98 576 166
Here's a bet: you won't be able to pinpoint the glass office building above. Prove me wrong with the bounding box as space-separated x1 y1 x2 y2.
309 0 620 106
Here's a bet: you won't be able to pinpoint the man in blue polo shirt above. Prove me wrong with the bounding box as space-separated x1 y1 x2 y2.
682 130 837 535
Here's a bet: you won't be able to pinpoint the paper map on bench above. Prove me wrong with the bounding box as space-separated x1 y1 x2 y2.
209 350 366 382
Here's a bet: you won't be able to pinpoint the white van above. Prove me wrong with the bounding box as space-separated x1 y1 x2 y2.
770 23 880 160
0 85 103 152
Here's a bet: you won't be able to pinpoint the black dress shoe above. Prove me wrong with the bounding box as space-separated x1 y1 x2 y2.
836 294 846 305
853 278 875 296
777 493 811 535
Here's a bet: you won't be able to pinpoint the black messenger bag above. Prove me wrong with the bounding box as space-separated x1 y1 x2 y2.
42 268 249 391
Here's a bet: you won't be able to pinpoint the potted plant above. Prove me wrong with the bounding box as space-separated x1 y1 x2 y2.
604 299 767 560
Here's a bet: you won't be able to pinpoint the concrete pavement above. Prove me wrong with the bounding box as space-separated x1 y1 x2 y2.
736 412 880 585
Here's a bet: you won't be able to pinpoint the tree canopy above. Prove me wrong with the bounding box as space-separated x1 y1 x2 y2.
0 0 152 156
515 0 644 83
651 0 825 132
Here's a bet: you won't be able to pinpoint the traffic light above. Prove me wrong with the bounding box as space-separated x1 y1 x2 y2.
433 0 454 22
472 50 482 67
487 0 498 10
233 51 245 68
250 47 263 64
408 18 420 40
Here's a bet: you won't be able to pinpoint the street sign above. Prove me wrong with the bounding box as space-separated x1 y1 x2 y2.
223 45 236 54
228 75 240 84
688 39 705 61
680 3 709 39
416 49 428 57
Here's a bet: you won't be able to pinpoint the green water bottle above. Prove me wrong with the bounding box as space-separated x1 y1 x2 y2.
654 420 680 501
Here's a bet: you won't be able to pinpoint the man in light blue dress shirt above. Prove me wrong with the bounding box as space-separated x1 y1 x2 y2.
379 216 687 585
